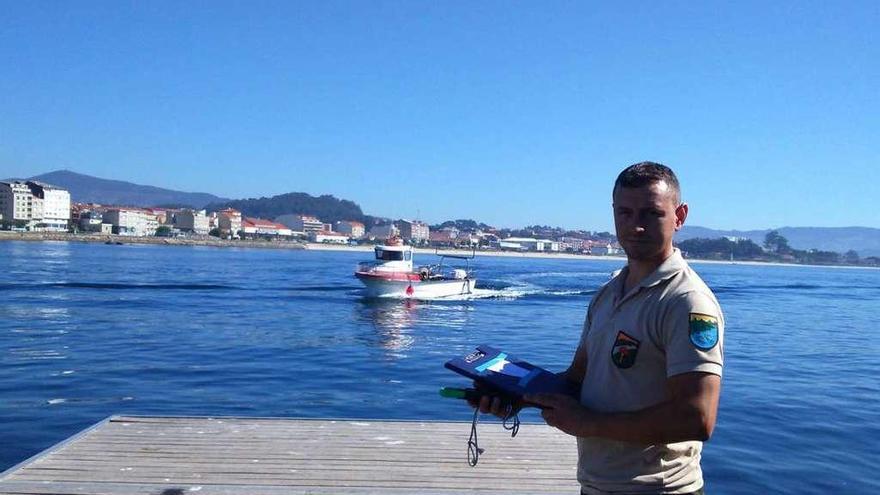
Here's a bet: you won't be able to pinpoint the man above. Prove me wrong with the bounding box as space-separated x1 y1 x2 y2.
478 162 724 494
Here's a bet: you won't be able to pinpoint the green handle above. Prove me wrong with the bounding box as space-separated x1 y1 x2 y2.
440 387 474 399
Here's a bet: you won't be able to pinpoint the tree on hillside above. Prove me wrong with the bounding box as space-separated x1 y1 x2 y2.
844 250 860 264
431 219 494 232
678 237 764 260
797 249 840 264
763 230 792 254
205 193 368 224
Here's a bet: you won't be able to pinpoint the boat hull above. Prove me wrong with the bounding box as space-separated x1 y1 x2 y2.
355 272 477 299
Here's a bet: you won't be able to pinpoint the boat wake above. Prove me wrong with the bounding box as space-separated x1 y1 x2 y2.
366 283 594 301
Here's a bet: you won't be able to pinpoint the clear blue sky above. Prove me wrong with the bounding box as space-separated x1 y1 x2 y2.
2 1 878 231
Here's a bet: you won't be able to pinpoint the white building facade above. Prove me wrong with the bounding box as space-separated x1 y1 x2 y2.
174 210 209 235
104 209 159 236
335 220 365 238
0 181 35 226
276 214 323 234
500 237 560 252
242 217 293 238
395 220 429 243
368 224 399 240
27 181 71 231
310 232 350 244
0 180 71 231
217 208 243 237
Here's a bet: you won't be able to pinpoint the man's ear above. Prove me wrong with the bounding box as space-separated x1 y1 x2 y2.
674 203 689 231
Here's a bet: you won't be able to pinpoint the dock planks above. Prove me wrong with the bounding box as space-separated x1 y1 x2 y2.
0 416 579 494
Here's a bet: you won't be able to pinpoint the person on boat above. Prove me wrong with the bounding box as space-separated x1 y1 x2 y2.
475 162 724 495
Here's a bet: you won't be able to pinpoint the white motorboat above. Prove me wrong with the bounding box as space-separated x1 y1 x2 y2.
355 238 476 298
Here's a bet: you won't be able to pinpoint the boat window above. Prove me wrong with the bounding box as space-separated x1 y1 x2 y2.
404 251 411 261
375 248 404 261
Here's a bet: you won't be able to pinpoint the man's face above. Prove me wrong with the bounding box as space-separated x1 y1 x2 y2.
613 180 687 262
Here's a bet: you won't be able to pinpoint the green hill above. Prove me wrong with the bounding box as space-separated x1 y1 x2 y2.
205 193 369 224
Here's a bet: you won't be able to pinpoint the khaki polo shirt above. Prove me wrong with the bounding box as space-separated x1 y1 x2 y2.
577 249 724 494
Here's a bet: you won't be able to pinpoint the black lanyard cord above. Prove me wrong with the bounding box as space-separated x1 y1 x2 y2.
467 408 484 467
467 404 520 467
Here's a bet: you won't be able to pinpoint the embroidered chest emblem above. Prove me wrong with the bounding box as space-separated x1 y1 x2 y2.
611 331 641 369
689 313 719 350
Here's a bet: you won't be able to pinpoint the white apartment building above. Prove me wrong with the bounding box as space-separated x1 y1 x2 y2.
589 243 621 256
367 224 399 240
77 210 107 232
310 231 350 244
242 217 293 237
174 209 209 235
0 181 35 227
276 214 323 234
217 208 243 237
145 208 170 225
500 237 560 252
104 208 159 236
335 220 365 238
394 219 429 242
27 181 71 231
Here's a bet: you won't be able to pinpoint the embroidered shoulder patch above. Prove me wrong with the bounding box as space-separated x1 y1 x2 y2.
611 331 640 369
689 313 719 350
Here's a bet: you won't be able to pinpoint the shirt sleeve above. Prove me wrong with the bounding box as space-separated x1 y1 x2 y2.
579 309 590 348
662 290 724 378
580 280 609 347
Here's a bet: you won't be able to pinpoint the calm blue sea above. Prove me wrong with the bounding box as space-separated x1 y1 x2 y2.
1 241 878 493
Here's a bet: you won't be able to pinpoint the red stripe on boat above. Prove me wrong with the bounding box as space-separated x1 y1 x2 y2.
354 271 421 282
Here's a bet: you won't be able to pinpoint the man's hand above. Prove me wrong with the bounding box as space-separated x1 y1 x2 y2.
525 393 593 437
474 395 510 417
466 382 522 419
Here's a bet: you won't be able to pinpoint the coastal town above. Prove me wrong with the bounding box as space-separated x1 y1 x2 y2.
0 179 624 255
4 178 879 266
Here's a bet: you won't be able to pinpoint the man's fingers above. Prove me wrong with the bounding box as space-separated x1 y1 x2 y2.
541 407 555 426
478 395 492 414
489 397 505 417
525 393 557 408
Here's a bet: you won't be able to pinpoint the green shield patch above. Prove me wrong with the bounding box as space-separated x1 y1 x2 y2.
689 313 719 350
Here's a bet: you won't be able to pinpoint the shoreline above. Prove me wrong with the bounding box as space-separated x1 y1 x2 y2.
0 231 307 251
1 231 876 270
304 243 878 269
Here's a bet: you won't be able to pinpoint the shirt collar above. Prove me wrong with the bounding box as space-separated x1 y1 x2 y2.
610 249 687 306
636 248 687 289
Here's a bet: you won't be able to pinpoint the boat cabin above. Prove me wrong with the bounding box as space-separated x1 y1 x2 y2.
370 240 413 272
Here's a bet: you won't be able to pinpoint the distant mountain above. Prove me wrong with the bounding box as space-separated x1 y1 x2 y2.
26 170 229 208
678 226 880 258
205 193 369 224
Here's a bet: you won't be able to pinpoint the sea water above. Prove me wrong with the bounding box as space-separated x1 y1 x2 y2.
0 241 878 493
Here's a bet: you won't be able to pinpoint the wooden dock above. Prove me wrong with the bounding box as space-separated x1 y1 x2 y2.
0 415 579 494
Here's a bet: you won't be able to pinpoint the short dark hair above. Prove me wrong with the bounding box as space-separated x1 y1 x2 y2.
613 161 681 204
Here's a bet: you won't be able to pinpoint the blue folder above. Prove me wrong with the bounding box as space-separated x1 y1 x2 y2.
444 345 576 399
